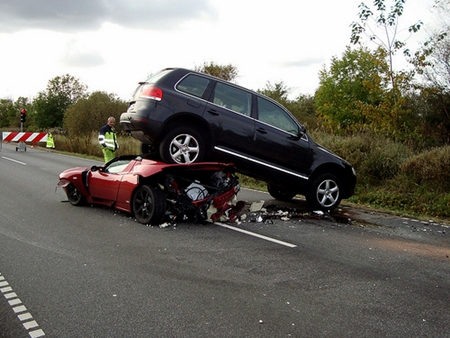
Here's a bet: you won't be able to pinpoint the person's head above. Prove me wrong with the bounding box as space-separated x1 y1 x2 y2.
107 117 115 127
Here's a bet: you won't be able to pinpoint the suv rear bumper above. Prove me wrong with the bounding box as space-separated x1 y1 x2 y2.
120 111 161 144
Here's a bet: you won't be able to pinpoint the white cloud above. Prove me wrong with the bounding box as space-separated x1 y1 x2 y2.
0 0 216 32
61 39 105 68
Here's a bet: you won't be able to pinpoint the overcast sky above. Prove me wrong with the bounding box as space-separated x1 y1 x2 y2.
0 0 436 101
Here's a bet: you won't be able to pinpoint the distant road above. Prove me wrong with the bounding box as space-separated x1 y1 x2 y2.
1 143 449 337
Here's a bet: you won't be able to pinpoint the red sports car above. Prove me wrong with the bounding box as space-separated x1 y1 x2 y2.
57 155 241 225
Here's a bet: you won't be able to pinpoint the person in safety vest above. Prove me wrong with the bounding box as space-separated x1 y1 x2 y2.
98 117 119 162
46 132 55 150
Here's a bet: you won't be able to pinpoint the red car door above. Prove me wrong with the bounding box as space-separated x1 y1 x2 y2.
88 160 134 202
88 170 123 202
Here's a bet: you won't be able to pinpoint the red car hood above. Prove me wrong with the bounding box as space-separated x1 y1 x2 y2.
59 166 90 178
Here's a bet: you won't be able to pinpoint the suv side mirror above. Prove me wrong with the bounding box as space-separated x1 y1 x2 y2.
299 125 306 135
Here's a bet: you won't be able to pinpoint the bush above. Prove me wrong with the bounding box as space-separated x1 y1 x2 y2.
310 131 449 218
53 133 140 159
63 91 127 137
400 146 450 192
310 131 412 186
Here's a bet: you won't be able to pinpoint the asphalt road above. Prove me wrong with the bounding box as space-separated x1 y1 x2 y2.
0 142 449 338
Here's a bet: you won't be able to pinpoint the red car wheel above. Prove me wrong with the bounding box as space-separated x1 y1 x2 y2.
65 183 85 206
132 185 167 225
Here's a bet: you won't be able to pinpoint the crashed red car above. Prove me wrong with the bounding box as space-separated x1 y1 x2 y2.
57 155 240 225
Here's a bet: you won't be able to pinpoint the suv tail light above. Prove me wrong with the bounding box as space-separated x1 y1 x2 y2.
140 85 163 101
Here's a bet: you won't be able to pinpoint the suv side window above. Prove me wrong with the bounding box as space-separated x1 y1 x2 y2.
212 82 252 116
176 75 210 98
257 97 299 136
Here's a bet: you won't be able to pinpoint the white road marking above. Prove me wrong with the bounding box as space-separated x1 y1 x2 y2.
9 298 22 306
1 156 27 165
216 223 297 248
4 292 17 299
23 321 39 330
29 329 46 338
0 272 46 337
13 305 27 313
18 313 33 321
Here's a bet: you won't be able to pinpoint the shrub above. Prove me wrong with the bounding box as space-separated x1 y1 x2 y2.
52 132 140 159
400 146 450 192
310 131 412 186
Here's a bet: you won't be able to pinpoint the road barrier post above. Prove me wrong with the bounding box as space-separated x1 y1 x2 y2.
2 132 48 152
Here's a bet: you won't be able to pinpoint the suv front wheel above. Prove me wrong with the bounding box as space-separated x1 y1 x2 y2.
305 173 342 211
160 127 205 164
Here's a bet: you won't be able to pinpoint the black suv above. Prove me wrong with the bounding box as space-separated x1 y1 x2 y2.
120 68 356 211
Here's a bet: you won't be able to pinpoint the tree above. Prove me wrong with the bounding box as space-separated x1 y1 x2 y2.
316 46 415 139
412 0 450 90
350 0 422 99
194 62 238 82
316 47 387 132
406 0 450 147
0 99 14 128
257 82 318 128
63 91 127 137
258 81 290 107
33 74 87 129
290 94 318 129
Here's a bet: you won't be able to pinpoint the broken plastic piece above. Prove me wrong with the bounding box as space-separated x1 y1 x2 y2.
250 201 265 212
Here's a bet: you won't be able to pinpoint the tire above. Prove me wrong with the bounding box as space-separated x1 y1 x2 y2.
160 127 205 164
65 183 85 206
305 173 342 211
267 183 297 201
132 185 167 225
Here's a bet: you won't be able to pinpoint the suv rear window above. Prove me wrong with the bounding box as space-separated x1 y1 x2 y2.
144 69 173 84
176 75 210 98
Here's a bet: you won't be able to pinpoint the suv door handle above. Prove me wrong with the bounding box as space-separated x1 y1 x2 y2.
256 127 267 134
207 109 219 116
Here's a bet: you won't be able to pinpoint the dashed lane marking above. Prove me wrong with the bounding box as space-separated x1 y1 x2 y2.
0 272 46 337
1 156 27 165
216 223 297 248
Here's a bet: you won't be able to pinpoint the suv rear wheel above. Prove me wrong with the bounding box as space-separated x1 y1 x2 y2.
160 127 205 164
305 173 342 211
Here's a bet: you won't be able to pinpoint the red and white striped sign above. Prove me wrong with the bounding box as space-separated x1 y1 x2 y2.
2 132 48 143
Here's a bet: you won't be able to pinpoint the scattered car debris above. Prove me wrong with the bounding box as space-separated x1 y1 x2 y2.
214 202 355 226
249 201 265 212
